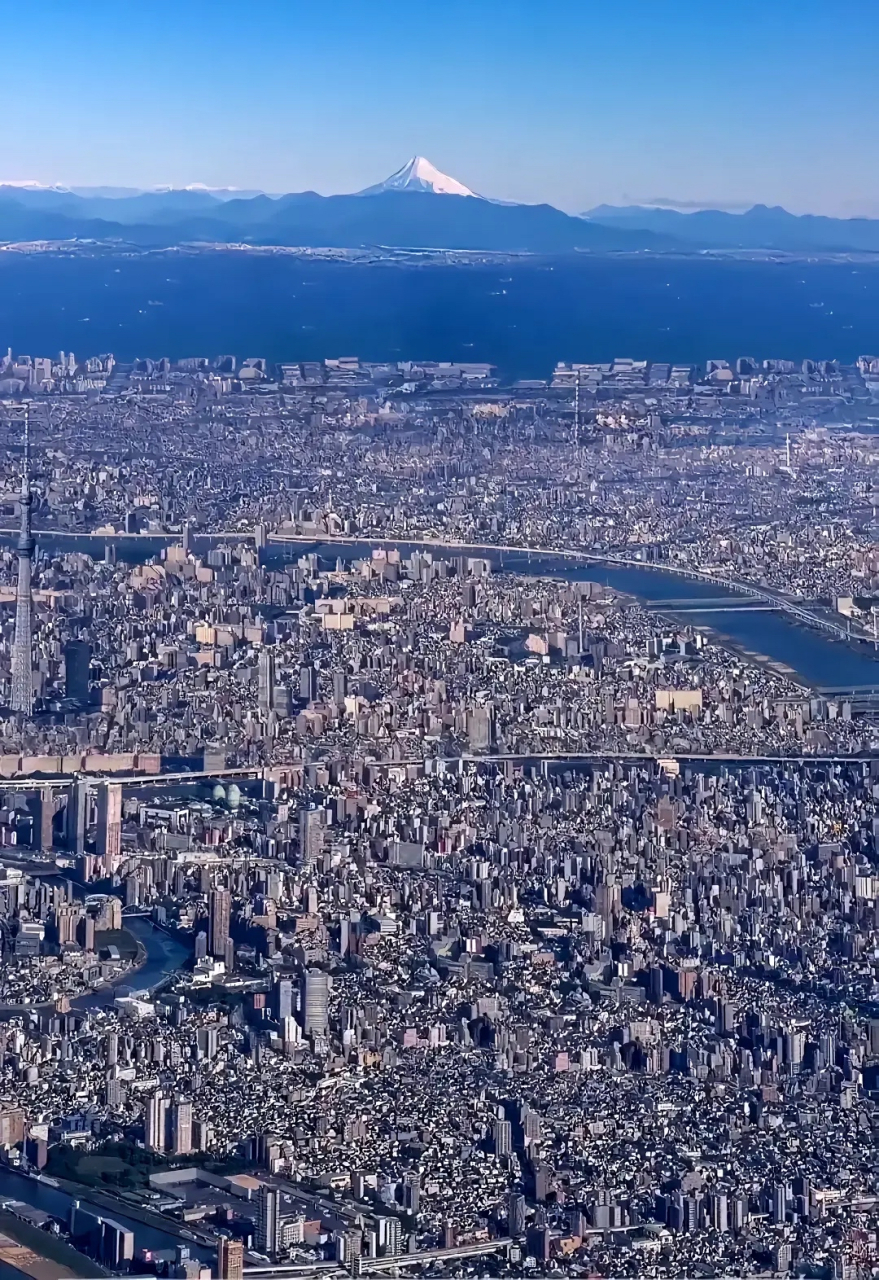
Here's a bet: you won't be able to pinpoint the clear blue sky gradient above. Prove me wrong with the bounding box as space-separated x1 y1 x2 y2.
2 0 876 215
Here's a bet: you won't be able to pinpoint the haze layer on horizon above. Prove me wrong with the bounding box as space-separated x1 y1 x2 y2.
3 0 877 218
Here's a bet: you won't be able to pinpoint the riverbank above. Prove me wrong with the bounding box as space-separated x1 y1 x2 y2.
0 919 191 1023
0 1208 102 1280
6 524 879 692
0 929 146 1021
647 607 809 690
0 1168 213 1266
271 537 879 691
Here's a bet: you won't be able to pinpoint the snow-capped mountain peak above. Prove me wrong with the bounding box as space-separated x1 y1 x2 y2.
0 179 72 192
358 156 477 197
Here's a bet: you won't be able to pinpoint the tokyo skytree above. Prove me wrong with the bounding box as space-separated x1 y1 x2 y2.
10 409 34 717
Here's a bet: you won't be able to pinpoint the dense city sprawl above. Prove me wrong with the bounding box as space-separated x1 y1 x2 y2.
0 350 877 1278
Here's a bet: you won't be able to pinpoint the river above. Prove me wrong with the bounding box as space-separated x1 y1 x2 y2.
0 1166 214 1264
10 529 879 690
0 915 192 1021
268 539 879 691
72 917 192 1014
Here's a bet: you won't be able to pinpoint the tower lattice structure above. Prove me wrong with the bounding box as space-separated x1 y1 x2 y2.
10 408 34 717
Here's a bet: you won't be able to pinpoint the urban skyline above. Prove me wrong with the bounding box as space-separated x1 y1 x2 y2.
0 344 876 1275
4 0 879 1272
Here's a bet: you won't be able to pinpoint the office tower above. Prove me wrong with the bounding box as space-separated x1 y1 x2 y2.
55 903 80 946
274 976 294 1021
299 663 318 703
172 1099 193 1155
217 1238 243 1280
493 1118 512 1156
258 649 276 714
508 1191 526 1236
96 782 122 875
193 1118 212 1152
145 1090 168 1152
402 1171 420 1214
208 887 231 958
28 786 54 852
79 914 95 953
256 1185 279 1256
299 807 325 864
105 1078 125 1109
466 704 494 751
66 777 89 857
772 1182 788 1224
709 1191 728 1234
281 1016 301 1049
380 1217 401 1258
11 421 34 717
301 967 330 1035
332 669 347 707
197 1024 219 1059
648 964 664 1004
64 639 92 703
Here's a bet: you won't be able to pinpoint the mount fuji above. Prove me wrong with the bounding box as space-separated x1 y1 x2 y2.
357 156 478 198
0 160 665 252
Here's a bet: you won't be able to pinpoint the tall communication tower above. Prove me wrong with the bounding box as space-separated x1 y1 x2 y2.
10 407 34 716
574 369 581 451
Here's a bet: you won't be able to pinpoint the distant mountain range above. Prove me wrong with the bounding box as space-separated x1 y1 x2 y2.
585 202 879 253
2 159 879 254
0 159 657 253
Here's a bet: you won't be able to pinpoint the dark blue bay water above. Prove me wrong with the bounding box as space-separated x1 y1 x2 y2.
3 253 879 377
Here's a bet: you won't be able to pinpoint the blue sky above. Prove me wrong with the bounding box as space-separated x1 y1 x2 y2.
2 0 877 215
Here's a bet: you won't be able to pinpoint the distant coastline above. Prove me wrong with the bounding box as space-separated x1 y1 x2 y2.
2 251 878 382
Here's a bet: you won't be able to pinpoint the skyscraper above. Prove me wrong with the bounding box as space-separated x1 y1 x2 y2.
66 777 89 857
402 1170 420 1214
301 967 330 1035
145 1090 168 1152
29 786 54 852
274 976 294 1021
493 1118 513 1156
256 1185 279 1257
209 887 231 958
96 782 122 875
11 415 34 717
298 806 325 864
172 1099 192 1155
508 1191 526 1236
258 649 276 715
64 639 92 704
